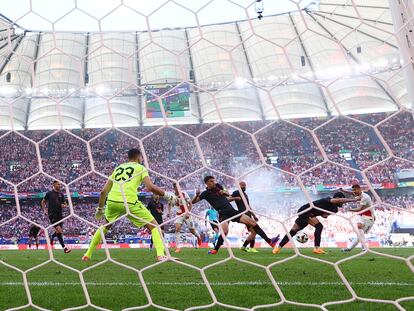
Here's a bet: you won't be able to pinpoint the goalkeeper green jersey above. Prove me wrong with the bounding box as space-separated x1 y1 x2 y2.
107 162 149 204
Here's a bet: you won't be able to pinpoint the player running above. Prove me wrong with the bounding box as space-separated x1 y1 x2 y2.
340 185 375 252
168 183 202 253
205 206 219 246
231 181 261 253
273 192 360 255
28 224 41 249
41 181 71 253
192 176 278 254
82 149 174 262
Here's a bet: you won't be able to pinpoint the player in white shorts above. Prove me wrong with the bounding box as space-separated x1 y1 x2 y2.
168 183 202 253
340 184 375 251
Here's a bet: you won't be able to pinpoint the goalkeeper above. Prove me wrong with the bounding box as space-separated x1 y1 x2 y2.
82 148 174 262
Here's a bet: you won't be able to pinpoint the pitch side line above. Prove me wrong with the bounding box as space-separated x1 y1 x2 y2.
1 281 413 287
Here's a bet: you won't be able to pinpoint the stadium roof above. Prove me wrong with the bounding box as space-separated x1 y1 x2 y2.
0 0 409 130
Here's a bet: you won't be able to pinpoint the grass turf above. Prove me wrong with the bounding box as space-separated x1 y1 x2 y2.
0 248 413 310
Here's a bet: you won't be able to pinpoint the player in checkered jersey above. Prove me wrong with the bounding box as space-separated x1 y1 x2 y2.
168 183 202 253
340 184 375 252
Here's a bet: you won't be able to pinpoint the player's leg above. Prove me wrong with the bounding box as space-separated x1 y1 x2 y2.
209 221 229 254
144 220 166 259
83 202 121 260
239 214 277 247
35 235 39 249
241 226 254 251
175 221 182 252
187 218 202 247
127 202 166 260
309 218 326 254
343 222 366 252
211 223 219 245
28 235 32 249
247 229 258 253
54 224 71 253
273 222 304 254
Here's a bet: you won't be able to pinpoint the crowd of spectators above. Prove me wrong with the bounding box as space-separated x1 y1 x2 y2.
0 112 412 191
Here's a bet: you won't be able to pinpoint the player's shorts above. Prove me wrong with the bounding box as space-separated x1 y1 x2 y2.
106 200 154 228
219 208 241 223
245 211 256 219
175 214 195 229
49 214 64 228
29 226 41 237
356 215 375 233
294 214 310 229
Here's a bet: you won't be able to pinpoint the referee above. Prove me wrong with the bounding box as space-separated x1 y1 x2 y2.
41 180 71 253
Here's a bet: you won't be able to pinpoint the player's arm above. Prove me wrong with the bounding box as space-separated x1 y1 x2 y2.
228 190 241 202
219 189 230 196
98 179 113 209
142 176 174 201
41 195 48 215
339 188 353 195
349 201 370 213
192 189 201 204
186 196 193 212
330 197 361 205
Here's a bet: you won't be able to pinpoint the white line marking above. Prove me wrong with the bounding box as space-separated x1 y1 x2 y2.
0 281 413 287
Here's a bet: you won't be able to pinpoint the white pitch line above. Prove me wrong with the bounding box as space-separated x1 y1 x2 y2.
1 281 413 287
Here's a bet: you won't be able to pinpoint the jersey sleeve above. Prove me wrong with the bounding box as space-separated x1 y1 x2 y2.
139 166 149 180
199 191 207 200
231 190 239 197
43 192 49 201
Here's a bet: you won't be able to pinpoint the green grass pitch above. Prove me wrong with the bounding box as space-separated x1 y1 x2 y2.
0 248 413 310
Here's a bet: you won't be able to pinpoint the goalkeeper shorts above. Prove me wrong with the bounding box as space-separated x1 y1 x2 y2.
106 200 154 227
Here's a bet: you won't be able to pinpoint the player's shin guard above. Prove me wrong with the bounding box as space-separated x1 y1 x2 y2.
56 233 65 248
175 232 181 248
214 235 224 251
252 225 271 245
85 227 108 258
279 230 298 248
348 229 366 250
151 227 165 257
314 223 323 247
249 239 255 248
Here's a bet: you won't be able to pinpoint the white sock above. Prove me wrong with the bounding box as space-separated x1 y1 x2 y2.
359 229 367 250
175 232 181 248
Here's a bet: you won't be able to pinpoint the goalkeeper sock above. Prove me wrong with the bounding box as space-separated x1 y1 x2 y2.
151 227 165 257
252 225 271 244
85 227 108 258
214 235 224 251
249 239 255 248
279 230 298 248
56 233 65 248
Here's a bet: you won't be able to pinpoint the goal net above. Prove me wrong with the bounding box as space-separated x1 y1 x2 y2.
0 0 413 310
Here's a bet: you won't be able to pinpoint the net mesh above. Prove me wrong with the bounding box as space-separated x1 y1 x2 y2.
0 0 413 310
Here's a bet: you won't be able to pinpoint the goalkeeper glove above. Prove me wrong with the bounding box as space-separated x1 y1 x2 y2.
95 206 104 220
163 191 175 203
